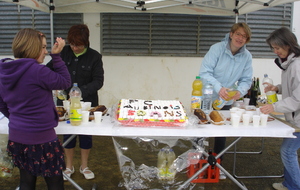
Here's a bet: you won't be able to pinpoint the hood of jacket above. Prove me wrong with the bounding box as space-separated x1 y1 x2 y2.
0 58 38 90
274 53 296 71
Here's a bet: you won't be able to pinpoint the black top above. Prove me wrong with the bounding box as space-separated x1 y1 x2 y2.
47 45 104 107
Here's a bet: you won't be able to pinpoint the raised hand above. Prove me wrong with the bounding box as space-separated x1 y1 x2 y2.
51 37 65 54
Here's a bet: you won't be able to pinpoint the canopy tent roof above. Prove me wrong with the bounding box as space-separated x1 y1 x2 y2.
2 0 299 16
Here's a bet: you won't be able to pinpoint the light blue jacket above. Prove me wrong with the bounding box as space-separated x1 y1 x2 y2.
199 33 253 105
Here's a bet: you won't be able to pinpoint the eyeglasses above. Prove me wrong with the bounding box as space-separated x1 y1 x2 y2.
234 32 247 40
70 44 85 49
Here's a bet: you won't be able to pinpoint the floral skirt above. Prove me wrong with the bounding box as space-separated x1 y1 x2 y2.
7 138 65 177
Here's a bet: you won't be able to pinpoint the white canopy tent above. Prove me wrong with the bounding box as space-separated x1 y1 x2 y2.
3 0 299 45
2 0 299 15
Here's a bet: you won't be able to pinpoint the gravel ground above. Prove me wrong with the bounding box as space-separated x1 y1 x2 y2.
0 136 290 190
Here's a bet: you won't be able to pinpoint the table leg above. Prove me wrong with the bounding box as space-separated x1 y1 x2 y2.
62 134 85 190
232 137 284 179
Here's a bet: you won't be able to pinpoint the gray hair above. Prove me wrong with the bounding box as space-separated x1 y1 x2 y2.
266 27 300 57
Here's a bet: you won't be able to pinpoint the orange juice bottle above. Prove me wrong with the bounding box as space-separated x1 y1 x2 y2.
191 76 203 111
212 86 237 110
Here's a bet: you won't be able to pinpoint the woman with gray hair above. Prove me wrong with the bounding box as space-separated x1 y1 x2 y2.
260 27 300 190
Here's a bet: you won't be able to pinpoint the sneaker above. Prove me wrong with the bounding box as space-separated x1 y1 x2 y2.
219 170 226 180
63 166 75 181
272 183 288 190
80 166 95 180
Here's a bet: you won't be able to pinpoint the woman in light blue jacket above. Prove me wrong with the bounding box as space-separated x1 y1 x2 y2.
199 23 253 179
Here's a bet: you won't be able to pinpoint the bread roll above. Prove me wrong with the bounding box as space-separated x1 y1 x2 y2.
194 109 208 124
209 110 223 123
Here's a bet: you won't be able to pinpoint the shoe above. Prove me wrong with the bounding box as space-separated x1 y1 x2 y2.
80 166 95 180
272 183 288 190
219 170 226 180
63 166 75 181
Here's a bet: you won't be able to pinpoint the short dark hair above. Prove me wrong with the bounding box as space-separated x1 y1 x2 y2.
67 24 90 47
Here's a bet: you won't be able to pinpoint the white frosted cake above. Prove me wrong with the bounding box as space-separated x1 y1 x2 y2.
117 99 188 126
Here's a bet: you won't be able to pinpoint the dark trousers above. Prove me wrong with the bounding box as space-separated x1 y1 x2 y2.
214 105 231 161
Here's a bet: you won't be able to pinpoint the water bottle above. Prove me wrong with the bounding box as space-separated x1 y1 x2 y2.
165 148 176 180
191 76 203 111
202 82 213 114
69 83 82 126
262 74 278 104
157 148 167 180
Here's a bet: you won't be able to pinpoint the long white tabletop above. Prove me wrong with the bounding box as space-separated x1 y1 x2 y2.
0 111 296 138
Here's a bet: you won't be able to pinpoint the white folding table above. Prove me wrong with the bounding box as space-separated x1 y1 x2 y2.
0 111 295 190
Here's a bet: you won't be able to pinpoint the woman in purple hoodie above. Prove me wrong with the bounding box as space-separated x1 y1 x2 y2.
0 28 71 189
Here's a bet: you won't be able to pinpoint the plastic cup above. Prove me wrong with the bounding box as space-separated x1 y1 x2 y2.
256 108 261 115
231 114 240 127
245 111 253 123
63 100 70 110
83 102 92 111
94 111 103 123
82 111 90 123
242 114 250 126
253 115 260 127
243 98 250 107
260 114 268 126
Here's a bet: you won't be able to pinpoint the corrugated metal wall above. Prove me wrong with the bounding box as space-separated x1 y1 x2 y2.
101 3 292 58
0 2 83 55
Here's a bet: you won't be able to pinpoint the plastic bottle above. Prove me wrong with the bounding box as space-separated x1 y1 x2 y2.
157 148 167 180
212 86 238 110
191 76 203 111
262 74 278 104
208 148 216 179
202 82 213 114
165 148 176 180
69 83 82 126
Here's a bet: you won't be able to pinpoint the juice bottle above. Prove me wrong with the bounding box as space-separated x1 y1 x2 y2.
191 76 203 111
262 74 278 104
212 86 237 110
157 148 167 180
69 83 82 126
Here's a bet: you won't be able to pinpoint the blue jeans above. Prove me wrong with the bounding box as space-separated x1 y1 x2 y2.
281 132 300 190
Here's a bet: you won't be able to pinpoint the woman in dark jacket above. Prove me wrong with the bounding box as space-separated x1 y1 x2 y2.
47 24 104 180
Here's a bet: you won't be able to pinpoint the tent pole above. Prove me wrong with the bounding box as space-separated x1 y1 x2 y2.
50 0 55 48
50 12 54 47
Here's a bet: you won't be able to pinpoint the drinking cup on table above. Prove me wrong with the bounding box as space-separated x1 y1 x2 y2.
82 111 90 123
231 114 240 127
83 102 92 111
230 107 239 112
94 111 103 123
245 111 253 122
80 101 84 109
252 115 260 127
235 110 243 121
243 98 250 107
63 100 70 110
260 114 268 126
256 108 261 115
242 114 250 126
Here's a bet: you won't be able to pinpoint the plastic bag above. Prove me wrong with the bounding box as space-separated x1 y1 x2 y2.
0 134 14 177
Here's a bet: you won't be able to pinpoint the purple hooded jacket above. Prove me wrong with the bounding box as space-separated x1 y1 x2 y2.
0 54 71 144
